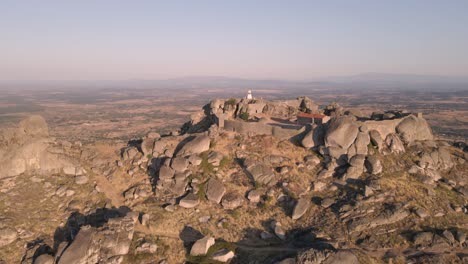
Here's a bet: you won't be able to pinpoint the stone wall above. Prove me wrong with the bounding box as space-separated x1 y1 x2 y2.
358 119 402 139
224 119 302 140
224 119 272 135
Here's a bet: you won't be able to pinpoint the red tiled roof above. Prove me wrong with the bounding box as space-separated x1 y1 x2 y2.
297 112 326 119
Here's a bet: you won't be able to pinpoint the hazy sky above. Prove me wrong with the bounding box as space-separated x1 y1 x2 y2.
1 1 467 80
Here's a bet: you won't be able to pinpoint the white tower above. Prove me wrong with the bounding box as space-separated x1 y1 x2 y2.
247 90 253 100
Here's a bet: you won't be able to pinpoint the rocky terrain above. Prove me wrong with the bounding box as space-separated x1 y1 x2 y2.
0 96 467 264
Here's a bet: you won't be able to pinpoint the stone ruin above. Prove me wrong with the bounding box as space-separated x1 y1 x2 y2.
181 95 435 182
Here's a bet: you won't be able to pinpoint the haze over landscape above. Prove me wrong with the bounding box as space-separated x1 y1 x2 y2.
0 1 467 264
1 0 468 81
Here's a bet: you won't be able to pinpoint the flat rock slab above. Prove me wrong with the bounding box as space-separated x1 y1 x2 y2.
246 163 276 186
205 178 226 204
190 236 215 256
74 175 88 185
292 198 311 220
177 135 211 156
179 193 200 208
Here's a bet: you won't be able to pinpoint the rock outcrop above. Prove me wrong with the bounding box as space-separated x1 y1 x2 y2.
177 135 211 156
325 116 359 150
0 115 81 178
396 115 433 143
59 215 136 263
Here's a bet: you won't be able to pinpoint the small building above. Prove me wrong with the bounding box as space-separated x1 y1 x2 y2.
296 112 330 125
246 90 253 100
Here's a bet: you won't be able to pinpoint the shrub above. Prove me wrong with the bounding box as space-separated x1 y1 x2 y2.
218 156 231 169
239 112 249 121
209 140 216 148
200 153 214 175
197 181 208 201
225 98 237 107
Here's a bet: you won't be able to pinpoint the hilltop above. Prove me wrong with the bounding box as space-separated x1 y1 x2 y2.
0 96 467 264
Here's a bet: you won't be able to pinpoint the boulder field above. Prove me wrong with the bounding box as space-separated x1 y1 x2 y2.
0 97 467 264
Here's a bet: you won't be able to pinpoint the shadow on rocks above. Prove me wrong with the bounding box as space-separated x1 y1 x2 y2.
52 206 131 251
179 226 204 253
147 156 169 192
22 206 131 264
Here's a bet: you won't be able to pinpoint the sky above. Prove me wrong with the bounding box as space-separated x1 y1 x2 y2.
1 1 467 81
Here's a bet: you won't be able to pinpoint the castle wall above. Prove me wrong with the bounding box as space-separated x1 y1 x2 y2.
224 119 302 139
359 118 402 139
224 119 272 135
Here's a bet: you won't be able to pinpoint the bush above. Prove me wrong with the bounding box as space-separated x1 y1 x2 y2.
218 156 231 169
225 98 237 107
197 181 208 201
200 153 214 175
209 140 216 148
239 112 249 121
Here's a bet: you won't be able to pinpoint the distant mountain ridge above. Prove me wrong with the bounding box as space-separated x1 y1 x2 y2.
1 73 467 91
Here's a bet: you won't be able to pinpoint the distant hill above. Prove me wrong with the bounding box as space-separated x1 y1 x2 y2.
1 73 467 91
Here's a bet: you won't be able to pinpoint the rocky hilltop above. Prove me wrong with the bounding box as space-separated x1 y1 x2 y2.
0 96 467 264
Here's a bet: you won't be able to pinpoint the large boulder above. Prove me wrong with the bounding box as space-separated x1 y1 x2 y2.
299 96 319 114
158 165 175 180
323 250 359 264
244 159 277 186
418 147 454 170
325 116 359 150
33 254 54 264
179 193 200 208
0 139 79 178
345 154 366 179
190 236 215 256
0 116 80 178
205 177 226 204
140 138 155 156
171 156 188 172
57 214 137 264
396 115 433 143
152 140 167 156
385 133 405 154
17 115 49 138
365 155 383 174
57 227 97 263
210 99 225 115
221 193 244 210
301 125 325 149
369 130 384 151
353 131 370 155
177 135 211 156
122 146 139 161
292 198 311 220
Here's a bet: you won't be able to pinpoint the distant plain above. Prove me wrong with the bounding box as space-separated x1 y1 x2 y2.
1 77 467 142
